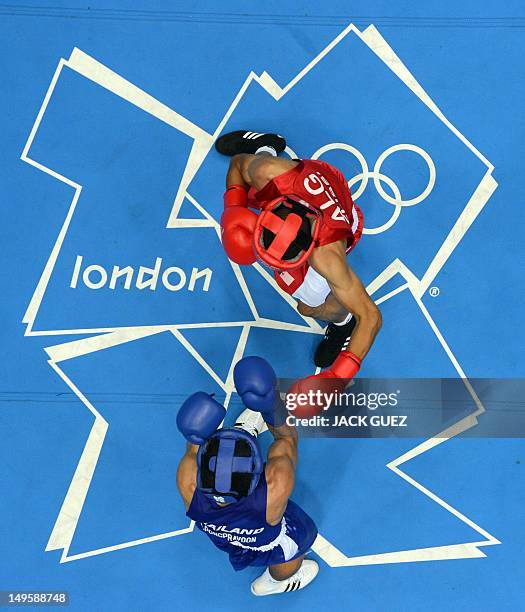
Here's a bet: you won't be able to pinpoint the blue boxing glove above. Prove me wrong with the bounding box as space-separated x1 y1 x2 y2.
233 356 286 426
177 392 226 445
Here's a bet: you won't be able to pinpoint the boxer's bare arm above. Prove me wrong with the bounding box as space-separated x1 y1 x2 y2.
176 442 199 511
308 241 382 360
265 421 298 526
226 154 299 192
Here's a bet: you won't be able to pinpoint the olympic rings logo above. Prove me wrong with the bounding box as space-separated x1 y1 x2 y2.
284 143 436 234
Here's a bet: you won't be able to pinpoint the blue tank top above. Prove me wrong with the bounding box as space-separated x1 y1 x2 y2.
187 470 286 564
187 469 318 571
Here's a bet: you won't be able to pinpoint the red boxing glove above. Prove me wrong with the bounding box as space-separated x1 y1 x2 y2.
224 184 248 208
221 207 257 265
327 351 361 378
287 351 362 418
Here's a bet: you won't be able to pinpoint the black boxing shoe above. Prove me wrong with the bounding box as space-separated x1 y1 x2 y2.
314 317 357 368
215 130 286 156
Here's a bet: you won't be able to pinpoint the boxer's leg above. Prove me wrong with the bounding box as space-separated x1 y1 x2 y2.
297 292 349 323
292 267 356 367
269 555 304 580
245 154 299 190
293 267 351 323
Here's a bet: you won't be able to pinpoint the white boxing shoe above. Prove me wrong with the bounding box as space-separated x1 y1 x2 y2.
234 409 267 438
250 560 319 596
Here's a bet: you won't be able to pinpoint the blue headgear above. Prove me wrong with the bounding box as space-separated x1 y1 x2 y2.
197 427 264 504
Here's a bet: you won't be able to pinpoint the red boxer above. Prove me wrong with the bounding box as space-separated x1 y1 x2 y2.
217 131 382 412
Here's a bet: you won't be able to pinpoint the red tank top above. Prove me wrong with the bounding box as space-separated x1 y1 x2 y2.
248 160 364 294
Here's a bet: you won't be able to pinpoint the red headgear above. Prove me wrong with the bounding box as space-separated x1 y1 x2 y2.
253 197 321 271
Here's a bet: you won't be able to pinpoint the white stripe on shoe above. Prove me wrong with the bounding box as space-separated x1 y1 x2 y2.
243 131 263 139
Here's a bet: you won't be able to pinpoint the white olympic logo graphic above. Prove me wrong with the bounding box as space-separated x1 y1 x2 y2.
284 142 436 234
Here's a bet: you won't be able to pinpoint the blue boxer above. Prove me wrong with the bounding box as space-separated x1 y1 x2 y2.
177 356 319 596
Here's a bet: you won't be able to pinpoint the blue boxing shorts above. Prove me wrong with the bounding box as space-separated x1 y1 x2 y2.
227 500 318 572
